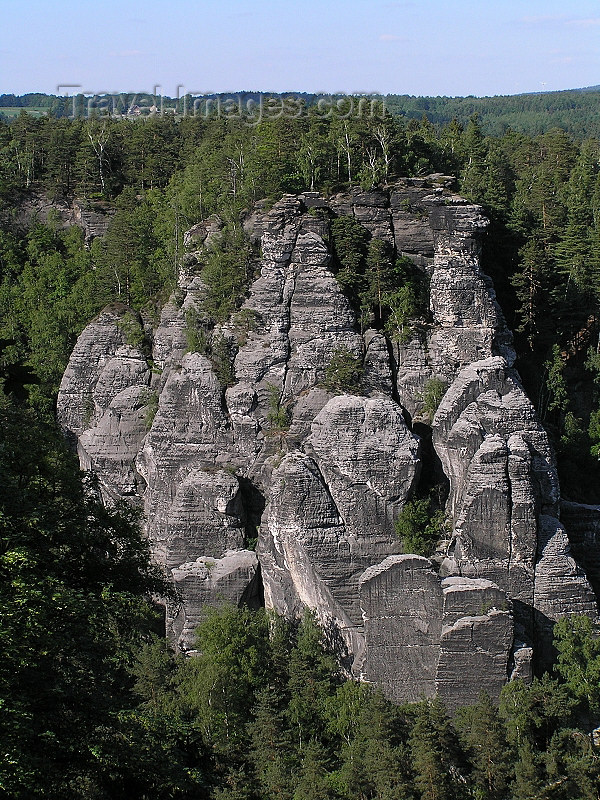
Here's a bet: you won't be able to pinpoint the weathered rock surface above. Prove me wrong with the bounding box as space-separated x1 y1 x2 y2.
436 576 512 709
7 191 113 244
426 196 515 382
533 516 599 667
306 395 420 540
170 550 260 646
260 396 420 668
57 305 151 492
360 555 443 701
57 178 599 703
432 357 598 668
78 385 150 504
233 202 362 408
359 558 512 706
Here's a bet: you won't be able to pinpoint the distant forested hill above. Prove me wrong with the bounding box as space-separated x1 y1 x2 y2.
3 86 600 137
385 88 600 137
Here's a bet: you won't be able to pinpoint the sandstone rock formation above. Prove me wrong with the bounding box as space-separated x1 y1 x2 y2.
57 177 599 706
431 356 597 672
8 191 113 244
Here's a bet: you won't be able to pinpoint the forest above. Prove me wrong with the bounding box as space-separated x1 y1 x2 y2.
4 86 600 138
1 99 600 797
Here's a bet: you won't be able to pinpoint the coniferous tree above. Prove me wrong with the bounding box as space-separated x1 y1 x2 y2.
408 698 467 800
287 612 341 752
456 692 513 800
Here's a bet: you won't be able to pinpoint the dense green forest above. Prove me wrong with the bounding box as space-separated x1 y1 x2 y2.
2 99 600 797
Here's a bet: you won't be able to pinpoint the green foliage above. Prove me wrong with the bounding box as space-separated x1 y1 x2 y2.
293 739 336 800
511 234 558 350
543 344 569 416
266 382 291 432
287 612 342 751
323 346 363 394
142 387 159 429
199 227 255 324
184 305 210 354
383 288 414 342
330 215 370 300
395 495 446 556
553 615 600 717
382 258 427 343
210 334 237 387
418 377 448 421
456 692 512 800
117 309 147 351
231 307 260 346
0 394 173 797
329 217 427 339
249 686 295 799
177 605 271 754
408 698 467 800
499 674 577 750
589 409 600 458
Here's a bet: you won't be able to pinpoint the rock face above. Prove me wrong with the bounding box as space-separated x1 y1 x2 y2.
170 550 261 648
427 197 515 381
7 191 113 244
57 304 151 503
260 397 420 669
360 555 444 702
359 559 512 710
57 177 599 707
432 357 597 672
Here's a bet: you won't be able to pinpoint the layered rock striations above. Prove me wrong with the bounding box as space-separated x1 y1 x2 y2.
57 176 599 706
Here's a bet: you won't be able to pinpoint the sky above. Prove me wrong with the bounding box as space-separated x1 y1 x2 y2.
2 0 600 98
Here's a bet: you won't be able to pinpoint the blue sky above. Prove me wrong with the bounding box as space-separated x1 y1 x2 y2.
2 0 600 98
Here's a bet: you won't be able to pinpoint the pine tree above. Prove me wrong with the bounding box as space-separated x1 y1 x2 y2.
250 686 296 800
460 114 488 202
512 741 545 800
511 234 557 349
408 698 467 800
553 615 600 720
456 692 513 800
330 215 370 302
287 612 341 752
293 739 336 800
554 139 600 296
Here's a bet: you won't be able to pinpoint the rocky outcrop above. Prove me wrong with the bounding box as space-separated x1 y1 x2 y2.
57 178 599 707
436 576 513 709
57 304 151 503
7 191 113 244
533 516 598 666
359 555 443 701
260 396 420 669
432 357 597 670
170 549 261 647
427 197 515 381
